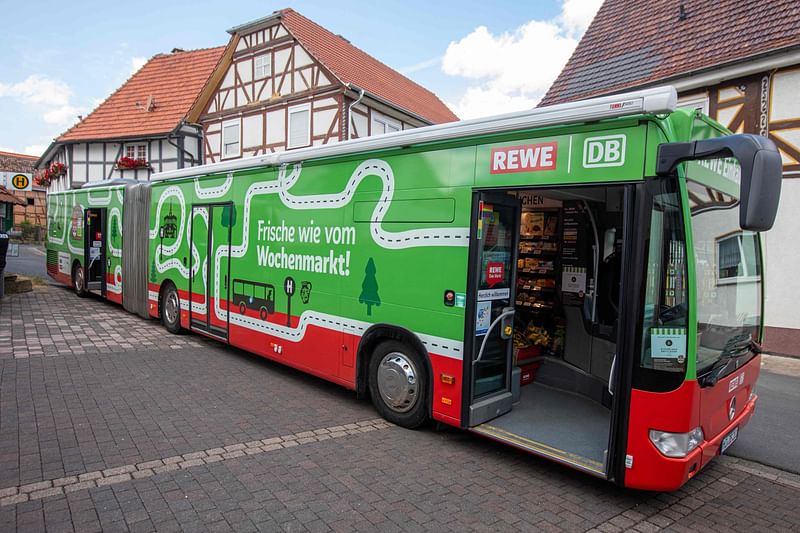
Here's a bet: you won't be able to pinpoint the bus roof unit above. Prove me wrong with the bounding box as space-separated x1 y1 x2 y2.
152 86 678 182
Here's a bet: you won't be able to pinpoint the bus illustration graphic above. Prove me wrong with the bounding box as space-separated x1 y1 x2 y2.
232 279 275 320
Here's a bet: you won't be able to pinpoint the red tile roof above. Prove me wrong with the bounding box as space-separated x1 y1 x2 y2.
58 47 226 142
0 150 38 174
278 9 458 124
0 186 27 205
541 0 800 106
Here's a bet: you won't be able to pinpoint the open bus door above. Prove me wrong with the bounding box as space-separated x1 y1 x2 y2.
466 192 520 426
84 208 107 296
189 203 232 341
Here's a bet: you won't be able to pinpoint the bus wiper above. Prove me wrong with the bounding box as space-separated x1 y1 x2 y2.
698 333 758 388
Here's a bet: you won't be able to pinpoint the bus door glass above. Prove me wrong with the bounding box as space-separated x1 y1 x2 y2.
468 192 520 426
189 203 232 340
84 208 107 294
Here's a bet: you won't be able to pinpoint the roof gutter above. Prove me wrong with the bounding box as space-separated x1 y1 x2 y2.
635 45 800 94
346 87 365 140
344 83 435 127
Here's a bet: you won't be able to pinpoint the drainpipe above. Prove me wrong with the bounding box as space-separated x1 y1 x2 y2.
346 85 365 140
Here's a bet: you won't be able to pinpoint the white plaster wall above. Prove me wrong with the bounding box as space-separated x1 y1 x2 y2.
763 178 800 329
72 143 86 162
87 163 104 181
243 115 263 148
266 110 285 144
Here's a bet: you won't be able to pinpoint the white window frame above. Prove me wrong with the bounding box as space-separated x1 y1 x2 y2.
254 54 271 80
287 103 311 149
126 144 147 160
716 232 760 285
370 112 401 136
221 118 241 159
677 93 709 114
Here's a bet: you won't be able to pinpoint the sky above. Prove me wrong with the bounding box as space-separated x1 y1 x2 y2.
0 0 602 158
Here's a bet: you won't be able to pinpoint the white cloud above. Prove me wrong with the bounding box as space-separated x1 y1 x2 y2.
0 75 72 106
0 74 86 127
560 0 603 36
442 0 602 119
130 56 147 75
24 144 48 157
43 105 82 125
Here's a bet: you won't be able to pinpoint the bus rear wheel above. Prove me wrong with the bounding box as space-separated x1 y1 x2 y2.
161 284 182 334
239 302 246 314
260 307 268 320
73 263 87 298
368 340 428 428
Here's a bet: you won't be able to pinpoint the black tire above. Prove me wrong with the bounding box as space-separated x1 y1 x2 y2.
73 263 88 298
161 283 183 334
259 307 268 321
239 302 246 314
368 340 429 428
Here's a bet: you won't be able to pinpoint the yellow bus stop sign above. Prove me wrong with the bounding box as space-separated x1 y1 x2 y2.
11 174 30 191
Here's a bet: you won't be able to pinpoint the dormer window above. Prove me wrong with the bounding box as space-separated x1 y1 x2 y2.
126 145 147 160
255 54 271 79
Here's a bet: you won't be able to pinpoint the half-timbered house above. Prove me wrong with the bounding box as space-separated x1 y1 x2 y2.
195 8 458 162
36 47 225 192
540 0 800 354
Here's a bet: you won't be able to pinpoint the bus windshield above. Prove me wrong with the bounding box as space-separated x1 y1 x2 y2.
687 180 762 375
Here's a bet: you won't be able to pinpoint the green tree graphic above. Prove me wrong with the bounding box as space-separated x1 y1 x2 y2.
359 258 380 316
150 259 157 284
111 219 119 243
221 204 237 228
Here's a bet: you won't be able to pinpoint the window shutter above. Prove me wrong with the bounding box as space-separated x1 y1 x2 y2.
289 109 310 148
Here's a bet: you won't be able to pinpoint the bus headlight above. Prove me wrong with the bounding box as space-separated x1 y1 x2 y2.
649 427 704 458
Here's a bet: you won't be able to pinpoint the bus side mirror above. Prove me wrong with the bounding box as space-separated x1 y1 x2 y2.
656 134 782 231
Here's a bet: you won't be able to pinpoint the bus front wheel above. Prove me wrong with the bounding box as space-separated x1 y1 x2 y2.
73 263 87 298
368 340 428 428
161 284 182 334
260 307 268 321
239 302 246 315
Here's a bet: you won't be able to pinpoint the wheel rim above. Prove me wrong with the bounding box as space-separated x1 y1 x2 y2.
164 290 180 325
376 351 419 413
75 268 84 291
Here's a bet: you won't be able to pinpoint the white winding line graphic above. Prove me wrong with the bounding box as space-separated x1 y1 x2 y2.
195 172 234 199
107 265 123 294
278 161 470 248
151 159 466 359
107 207 122 258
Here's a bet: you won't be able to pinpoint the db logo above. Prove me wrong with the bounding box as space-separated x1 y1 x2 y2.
583 135 626 168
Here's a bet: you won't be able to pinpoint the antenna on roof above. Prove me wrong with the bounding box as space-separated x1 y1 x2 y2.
171 48 185 53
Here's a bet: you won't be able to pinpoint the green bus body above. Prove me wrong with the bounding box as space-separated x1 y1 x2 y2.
47 87 775 491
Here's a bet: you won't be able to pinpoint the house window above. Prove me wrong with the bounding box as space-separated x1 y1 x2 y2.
371 113 401 136
288 104 311 149
677 94 709 114
717 232 760 283
254 54 271 79
126 144 147 160
27 198 35 206
222 119 241 158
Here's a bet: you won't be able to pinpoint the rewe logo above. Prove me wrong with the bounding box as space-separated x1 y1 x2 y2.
490 142 558 174
583 134 626 168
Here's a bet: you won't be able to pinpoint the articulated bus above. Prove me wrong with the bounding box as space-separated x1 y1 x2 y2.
46 87 782 491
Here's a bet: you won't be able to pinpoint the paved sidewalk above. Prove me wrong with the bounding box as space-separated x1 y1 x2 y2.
0 285 204 359
1 286 799 532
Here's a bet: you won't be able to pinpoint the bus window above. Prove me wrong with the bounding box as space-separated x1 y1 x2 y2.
687 180 761 379
635 180 688 392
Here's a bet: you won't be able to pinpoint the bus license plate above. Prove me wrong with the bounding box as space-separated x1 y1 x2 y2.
720 426 739 454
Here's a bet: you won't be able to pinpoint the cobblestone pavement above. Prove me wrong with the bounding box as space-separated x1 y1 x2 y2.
1 286 799 532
